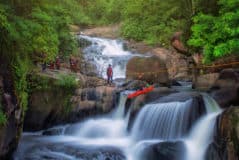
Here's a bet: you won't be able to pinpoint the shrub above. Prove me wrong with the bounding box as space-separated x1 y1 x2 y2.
55 74 78 91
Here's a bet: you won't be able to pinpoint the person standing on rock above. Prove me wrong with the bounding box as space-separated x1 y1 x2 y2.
107 64 113 85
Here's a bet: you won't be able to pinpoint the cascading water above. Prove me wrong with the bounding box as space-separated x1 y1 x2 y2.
80 35 137 79
131 99 194 140
14 36 223 160
184 94 222 160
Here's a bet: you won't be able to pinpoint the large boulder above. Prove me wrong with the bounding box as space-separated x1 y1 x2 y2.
126 56 169 85
210 69 239 108
152 48 191 81
73 86 117 112
140 141 186 160
205 107 239 160
212 69 239 89
25 74 117 131
193 73 219 90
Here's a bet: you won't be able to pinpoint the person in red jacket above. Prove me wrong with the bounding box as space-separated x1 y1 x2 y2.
55 56 61 70
107 64 113 84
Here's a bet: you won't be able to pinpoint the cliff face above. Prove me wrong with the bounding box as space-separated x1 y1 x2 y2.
0 58 23 160
24 74 117 131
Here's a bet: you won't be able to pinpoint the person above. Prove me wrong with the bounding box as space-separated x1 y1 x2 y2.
107 64 113 84
55 56 61 70
41 62 47 72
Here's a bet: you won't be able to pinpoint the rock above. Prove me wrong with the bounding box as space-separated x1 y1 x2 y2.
80 62 98 77
0 71 23 159
82 24 121 39
152 48 190 81
211 88 239 108
126 56 169 85
170 32 189 55
24 87 70 131
17 142 126 160
209 69 239 108
206 107 239 160
171 80 182 86
193 73 219 90
121 80 148 90
140 141 186 160
78 37 92 48
25 83 117 131
212 69 239 89
42 127 64 136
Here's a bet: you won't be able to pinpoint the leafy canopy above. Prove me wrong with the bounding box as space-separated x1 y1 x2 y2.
188 0 239 62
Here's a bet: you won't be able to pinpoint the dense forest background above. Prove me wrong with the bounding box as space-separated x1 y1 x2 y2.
0 0 239 122
1 0 239 63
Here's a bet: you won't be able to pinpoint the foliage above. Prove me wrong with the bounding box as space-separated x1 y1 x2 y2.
55 74 78 91
0 109 7 126
188 0 239 62
13 56 29 111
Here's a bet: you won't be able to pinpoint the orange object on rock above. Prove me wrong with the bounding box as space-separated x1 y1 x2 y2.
127 86 154 99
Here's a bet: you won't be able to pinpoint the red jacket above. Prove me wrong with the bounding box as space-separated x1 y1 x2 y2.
107 67 113 76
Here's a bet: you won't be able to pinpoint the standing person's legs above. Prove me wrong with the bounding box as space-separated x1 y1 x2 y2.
110 76 113 84
107 76 110 84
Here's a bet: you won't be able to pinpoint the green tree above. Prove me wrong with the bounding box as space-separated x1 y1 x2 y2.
188 0 239 62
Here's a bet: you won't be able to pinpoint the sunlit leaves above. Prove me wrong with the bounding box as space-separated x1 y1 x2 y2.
189 0 239 62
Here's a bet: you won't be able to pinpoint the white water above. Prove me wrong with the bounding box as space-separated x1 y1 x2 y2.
80 35 137 79
184 94 222 160
15 93 221 160
131 100 193 140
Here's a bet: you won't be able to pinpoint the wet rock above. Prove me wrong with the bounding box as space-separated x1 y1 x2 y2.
0 71 23 159
18 143 126 160
212 69 239 89
209 69 239 108
80 62 98 77
206 107 239 160
141 141 186 160
25 78 117 131
78 37 92 48
171 80 182 86
126 56 169 85
193 73 219 90
42 127 64 136
211 88 239 108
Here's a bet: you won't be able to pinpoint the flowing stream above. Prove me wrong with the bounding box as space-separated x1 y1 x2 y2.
14 36 222 160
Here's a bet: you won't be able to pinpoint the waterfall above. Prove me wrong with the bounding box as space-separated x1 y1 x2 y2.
112 92 128 119
130 93 222 160
185 94 222 160
15 35 223 160
64 92 129 139
131 99 195 140
80 35 136 79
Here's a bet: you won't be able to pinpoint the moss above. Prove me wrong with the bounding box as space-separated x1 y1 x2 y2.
28 74 52 92
54 74 78 92
62 95 73 115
